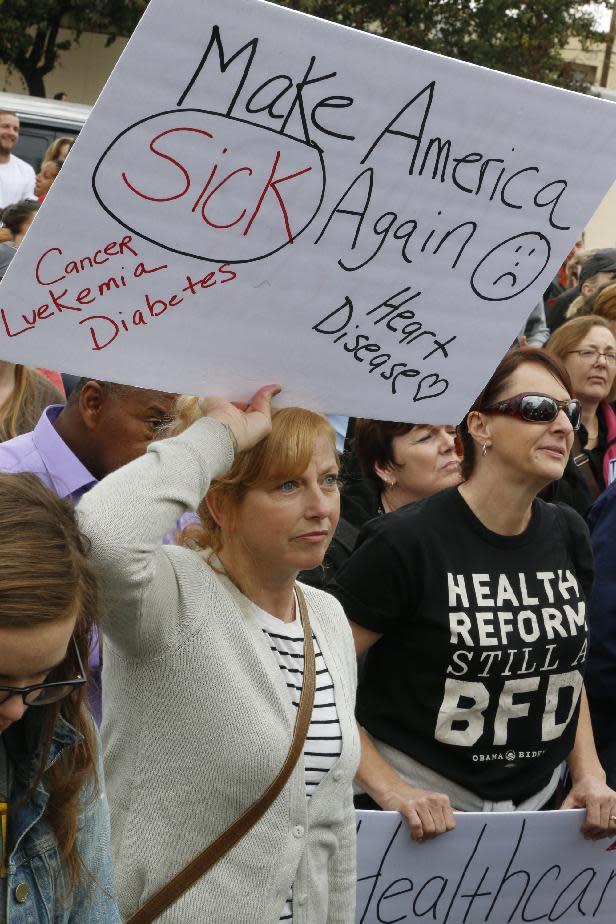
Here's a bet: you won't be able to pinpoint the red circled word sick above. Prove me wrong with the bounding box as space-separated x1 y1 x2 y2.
121 127 312 244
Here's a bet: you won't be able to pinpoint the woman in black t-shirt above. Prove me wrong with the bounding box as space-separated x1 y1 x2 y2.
333 348 616 842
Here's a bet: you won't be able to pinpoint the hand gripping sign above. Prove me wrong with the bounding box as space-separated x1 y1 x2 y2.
356 810 616 924
2 0 616 421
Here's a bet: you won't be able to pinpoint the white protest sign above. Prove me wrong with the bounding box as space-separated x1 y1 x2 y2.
355 809 616 923
2 0 616 421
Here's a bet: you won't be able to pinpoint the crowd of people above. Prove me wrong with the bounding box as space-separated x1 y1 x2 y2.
0 109 73 210
0 108 615 922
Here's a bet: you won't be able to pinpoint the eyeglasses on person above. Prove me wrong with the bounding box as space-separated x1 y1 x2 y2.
0 637 86 706
482 393 581 430
567 349 616 367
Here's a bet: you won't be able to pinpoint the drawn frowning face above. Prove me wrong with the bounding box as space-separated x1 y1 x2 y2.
471 232 551 302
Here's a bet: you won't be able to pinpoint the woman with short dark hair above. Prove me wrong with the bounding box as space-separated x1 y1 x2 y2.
333 348 616 841
354 418 461 511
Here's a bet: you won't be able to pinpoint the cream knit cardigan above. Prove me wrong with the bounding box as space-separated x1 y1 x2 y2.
77 417 360 924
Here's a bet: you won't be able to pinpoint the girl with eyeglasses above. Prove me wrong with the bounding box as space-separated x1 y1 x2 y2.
545 316 616 515
332 348 616 842
0 473 119 921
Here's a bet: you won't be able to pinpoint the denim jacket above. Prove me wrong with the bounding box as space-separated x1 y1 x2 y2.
3 710 120 923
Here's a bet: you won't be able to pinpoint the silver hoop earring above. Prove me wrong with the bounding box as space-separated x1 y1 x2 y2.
482 443 489 457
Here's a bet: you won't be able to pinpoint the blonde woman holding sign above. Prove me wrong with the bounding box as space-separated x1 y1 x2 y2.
78 386 360 923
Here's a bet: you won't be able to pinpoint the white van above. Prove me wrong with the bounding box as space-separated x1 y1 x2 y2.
0 91 91 170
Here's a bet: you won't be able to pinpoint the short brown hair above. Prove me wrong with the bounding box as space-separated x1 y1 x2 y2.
457 348 572 479
546 315 616 402
353 419 414 487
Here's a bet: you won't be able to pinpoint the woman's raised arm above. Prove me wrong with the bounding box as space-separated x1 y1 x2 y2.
77 385 279 658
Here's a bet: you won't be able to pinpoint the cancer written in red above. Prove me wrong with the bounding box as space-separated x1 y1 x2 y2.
1 264 236 338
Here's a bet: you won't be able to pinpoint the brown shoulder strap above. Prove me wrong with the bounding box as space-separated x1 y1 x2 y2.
572 433 602 503
126 585 316 924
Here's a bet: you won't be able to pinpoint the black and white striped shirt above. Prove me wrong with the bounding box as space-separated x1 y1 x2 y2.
248 597 343 922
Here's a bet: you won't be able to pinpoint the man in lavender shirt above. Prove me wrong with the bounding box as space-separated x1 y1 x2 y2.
0 378 177 722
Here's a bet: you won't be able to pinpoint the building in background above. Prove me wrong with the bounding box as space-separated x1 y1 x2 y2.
0 28 128 106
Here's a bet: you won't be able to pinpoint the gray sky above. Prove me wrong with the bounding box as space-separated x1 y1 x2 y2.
591 2 612 30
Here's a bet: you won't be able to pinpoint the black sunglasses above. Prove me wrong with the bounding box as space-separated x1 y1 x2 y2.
0 637 86 707
483 393 581 430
